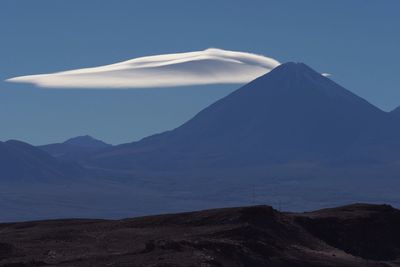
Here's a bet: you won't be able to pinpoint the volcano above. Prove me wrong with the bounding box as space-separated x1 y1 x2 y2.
87 62 400 171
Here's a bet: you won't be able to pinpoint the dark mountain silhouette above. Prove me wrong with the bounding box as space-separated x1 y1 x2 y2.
1 203 400 266
63 135 110 148
0 140 84 181
86 62 400 171
39 135 111 162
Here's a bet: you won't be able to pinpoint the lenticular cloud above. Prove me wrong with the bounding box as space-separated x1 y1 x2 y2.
6 48 280 89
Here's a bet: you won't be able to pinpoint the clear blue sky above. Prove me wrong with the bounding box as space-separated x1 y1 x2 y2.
1 0 399 145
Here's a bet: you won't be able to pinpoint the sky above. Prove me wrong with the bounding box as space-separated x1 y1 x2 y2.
1 0 399 145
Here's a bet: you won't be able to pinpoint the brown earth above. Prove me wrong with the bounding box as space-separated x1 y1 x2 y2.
1 203 400 267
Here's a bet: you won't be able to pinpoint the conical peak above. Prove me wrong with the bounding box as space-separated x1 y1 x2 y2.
276 61 307 68
242 62 326 91
269 62 319 76
245 62 324 87
232 60 383 114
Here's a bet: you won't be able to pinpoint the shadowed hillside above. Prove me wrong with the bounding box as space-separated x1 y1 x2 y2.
0 140 85 181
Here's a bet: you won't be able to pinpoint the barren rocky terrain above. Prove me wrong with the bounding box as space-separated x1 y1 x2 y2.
1 203 400 266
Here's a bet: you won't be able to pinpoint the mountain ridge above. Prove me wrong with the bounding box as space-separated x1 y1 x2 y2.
0 139 85 181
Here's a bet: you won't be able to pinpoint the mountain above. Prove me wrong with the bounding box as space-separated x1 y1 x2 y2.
2 62 400 221
0 140 84 181
2 203 400 266
63 135 110 148
86 62 400 171
39 135 111 162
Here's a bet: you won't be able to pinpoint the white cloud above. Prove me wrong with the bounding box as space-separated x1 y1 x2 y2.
6 48 281 89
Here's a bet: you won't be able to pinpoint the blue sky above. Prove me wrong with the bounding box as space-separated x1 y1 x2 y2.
1 0 399 145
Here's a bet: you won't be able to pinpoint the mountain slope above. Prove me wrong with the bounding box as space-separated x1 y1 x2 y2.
87 62 398 171
1 204 400 267
39 135 111 162
0 140 85 181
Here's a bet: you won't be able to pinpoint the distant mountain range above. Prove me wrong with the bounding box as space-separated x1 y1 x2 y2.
0 140 84 181
3 62 400 179
1 62 400 221
85 62 400 171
